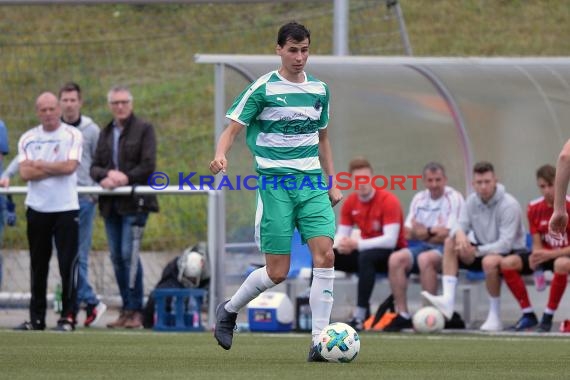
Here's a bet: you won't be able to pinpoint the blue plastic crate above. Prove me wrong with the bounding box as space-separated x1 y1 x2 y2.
153 288 207 332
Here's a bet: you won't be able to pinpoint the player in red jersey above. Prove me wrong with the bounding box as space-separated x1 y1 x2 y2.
333 156 406 330
500 164 570 331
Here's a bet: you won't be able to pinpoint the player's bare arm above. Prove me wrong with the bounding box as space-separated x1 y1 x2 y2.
318 128 342 207
19 160 49 181
550 139 570 234
454 229 470 251
209 121 244 175
35 159 79 176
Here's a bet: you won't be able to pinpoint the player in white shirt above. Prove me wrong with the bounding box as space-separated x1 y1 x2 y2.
384 162 464 331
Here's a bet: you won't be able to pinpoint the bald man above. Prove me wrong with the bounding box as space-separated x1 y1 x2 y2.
14 92 83 332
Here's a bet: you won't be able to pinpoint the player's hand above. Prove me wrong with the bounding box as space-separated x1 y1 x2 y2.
0 178 10 188
329 187 343 207
209 156 227 174
529 249 550 268
549 209 568 238
455 233 470 251
337 237 356 254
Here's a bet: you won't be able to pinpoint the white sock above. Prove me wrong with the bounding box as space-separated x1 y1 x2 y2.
400 312 411 319
442 275 457 304
522 307 533 314
310 267 335 344
226 266 276 313
488 296 501 319
544 308 555 315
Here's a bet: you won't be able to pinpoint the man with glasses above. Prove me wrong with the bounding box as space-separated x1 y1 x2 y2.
91 85 159 329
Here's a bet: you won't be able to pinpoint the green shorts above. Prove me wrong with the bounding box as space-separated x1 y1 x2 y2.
255 174 336 254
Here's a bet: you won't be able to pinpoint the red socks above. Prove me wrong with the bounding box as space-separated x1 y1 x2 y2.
502 269 531 309
547 273 568 311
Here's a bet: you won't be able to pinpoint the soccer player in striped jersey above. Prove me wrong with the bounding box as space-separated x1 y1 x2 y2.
209 22 342 361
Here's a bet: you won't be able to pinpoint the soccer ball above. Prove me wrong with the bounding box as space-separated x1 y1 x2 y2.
412 306 445 333
316 322 360 363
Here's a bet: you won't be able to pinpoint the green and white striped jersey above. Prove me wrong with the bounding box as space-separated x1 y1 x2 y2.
226 70 330 176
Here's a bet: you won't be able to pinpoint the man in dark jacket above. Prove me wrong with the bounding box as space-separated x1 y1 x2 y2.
90 85 159 329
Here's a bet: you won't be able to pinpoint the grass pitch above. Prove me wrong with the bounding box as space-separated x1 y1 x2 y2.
1 329 569 379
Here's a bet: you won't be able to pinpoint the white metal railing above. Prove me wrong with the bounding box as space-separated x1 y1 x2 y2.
0 185 223 328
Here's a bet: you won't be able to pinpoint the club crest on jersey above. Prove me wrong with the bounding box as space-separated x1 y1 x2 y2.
314 99 322 111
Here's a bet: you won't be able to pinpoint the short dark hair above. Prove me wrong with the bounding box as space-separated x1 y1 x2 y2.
277 22 310 47
349 156 372 173
58 82 82 100
473 161 494 175
536 164 555 185
423 162 446 177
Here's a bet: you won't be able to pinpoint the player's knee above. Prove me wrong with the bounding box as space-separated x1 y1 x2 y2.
500 255 519 270
554 257 570 273
315 249 334 268
266 267 288 284
417 251 439 271
482 254 501 272
389 250 410 270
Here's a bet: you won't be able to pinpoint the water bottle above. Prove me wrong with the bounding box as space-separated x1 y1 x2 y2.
534 266 546 292
53 283 62 314
185 295 200 328
192 310 200 328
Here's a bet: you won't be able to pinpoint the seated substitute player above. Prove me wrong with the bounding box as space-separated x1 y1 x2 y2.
383 162 464 332
501 164 570 331
334 156 407 331
422 161 527 331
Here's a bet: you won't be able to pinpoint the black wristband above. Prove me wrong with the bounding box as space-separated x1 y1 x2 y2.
427 227 435 237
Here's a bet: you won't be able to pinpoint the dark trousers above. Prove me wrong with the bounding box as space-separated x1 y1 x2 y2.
27 207 79 326
334 247 393 311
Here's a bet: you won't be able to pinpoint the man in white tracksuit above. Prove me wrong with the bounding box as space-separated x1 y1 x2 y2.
422 161 526 331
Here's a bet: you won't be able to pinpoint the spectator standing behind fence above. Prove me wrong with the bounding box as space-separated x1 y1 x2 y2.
0 118 8 290
333 156 407 331
0 83 107 326
209 22 342 362
383 162 464 332
501 165 570 332
91 85 158 329
58 82 107 326
422 161 527 331
13 92 82 332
